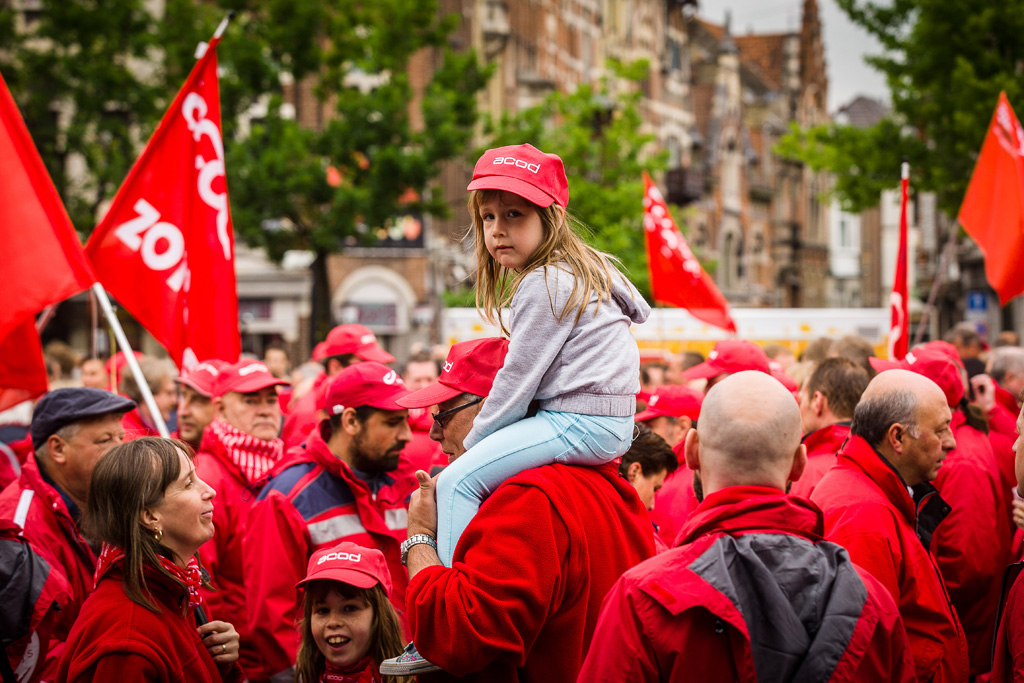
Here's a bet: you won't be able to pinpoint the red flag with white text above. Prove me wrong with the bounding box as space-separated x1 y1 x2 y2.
888 163 910 360
0 69 97 408
643 173 737 333
958 92 1024 304
85 36 239 368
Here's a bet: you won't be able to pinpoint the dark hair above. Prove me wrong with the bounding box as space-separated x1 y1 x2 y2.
805 357 869 420
85 437 209 613
618 424 678 478
324 353 359 370
828 336 876 378
328 404 386 434
850 389 919 447
799 337 834 364
295 580 409 683
680 351 705 372
944 322 982 348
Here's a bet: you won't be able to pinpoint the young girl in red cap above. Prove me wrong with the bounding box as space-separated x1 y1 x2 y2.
383 143 650 674
294 541 409 683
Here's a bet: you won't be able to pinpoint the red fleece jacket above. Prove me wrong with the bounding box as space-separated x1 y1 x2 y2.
789 422 849 499
407 462 655 682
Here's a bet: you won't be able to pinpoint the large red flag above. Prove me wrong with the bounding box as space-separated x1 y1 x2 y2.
958 92 1024 304
643 173 737 333
0 69 97 409
888 162 910 360
86 36 239 368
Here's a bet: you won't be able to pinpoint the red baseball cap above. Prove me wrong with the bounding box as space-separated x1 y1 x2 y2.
397 338 510 408
467 143 569 209
682 340 771 380
770 362 800 392
176 359 228 398
869 347 965 407
315 324 395 364
635 384 703 422
324 362 410 414
213 359 290 398
295 541 393 597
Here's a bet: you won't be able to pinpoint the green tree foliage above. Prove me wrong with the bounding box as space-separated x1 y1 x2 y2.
778 0 1024 215
479 58 669 300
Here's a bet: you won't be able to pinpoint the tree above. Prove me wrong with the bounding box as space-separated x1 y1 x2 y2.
468 58 671 302
778 0 1024 215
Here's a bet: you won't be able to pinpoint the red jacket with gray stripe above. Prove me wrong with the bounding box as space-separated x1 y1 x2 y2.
578 488 915 683
243 424 417 681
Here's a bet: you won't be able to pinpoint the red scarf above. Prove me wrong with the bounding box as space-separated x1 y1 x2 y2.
321 656 381 682
95 542 203 609
207 418 284 484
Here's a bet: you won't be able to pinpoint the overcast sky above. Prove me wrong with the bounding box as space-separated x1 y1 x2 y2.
697 0 889 112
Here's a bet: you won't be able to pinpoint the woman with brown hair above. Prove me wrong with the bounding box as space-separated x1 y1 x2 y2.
56 437 242 682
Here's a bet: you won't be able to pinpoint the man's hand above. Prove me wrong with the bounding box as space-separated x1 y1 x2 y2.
408 470 439 537
971 373 996 413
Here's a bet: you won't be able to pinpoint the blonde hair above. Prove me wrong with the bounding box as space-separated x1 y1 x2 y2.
469 188 629 336
294 580 410 683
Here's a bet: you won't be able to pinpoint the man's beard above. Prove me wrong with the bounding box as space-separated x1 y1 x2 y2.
350 432 402 474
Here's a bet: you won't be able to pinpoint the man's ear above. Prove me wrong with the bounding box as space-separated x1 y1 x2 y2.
811 391 827 417
340 407 362 436
683 428 701 472
886 423 906 454
47 434 68 465
626 461 642 482
212 396 225 418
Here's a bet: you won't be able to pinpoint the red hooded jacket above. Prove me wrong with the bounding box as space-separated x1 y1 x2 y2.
931 411 1013 675
0 456 97 682
650 467 698 547
992 563 1024 682
789 422 850 499
243 424 417 681
407 462 655 683
578 487 915 682
811 435 969 683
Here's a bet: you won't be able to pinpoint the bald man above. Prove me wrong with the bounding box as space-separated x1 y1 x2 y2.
579 372 914 682
812 370 968 683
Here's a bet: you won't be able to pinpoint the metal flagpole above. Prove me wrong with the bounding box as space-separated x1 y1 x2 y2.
91 283 170 437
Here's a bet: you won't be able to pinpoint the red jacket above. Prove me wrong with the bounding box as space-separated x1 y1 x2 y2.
811 435 969 683
789 422 849 499
931 411 1014 675
407 462 655 682
244 424 417 681
55 562 242 683
0 456 97 682
193 428 265 676
650 468 698 547
578 487 915 682
280 373 328 449
992 563 1024 682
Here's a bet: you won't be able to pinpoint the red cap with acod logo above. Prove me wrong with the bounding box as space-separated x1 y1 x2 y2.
324 362 411 414
467 143 569 209
213 359 290 398
397 337 510 409
682 340 771 381
176 359 229 398
315 324 395 364
634 384 703 422
295 541 393 597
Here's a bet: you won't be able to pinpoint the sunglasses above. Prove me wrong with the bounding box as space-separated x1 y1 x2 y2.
432 396 484 429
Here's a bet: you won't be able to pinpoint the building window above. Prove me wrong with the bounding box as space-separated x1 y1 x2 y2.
238 299 273 321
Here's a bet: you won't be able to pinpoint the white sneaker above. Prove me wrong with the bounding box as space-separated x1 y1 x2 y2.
379 641 443 676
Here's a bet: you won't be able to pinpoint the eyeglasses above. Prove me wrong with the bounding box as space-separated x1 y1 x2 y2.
432 397 484 430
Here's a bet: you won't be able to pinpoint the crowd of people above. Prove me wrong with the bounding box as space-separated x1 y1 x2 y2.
3 143 1024 683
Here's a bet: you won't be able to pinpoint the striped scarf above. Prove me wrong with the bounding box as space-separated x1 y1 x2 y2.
207 418 284 484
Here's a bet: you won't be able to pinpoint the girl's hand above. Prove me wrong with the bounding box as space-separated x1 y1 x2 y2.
198 620 239 666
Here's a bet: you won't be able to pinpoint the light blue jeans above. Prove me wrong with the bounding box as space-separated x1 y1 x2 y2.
435 410 634 566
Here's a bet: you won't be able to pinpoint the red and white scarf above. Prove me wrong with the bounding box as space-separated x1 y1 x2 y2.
95 542 204 609
207 418 284 484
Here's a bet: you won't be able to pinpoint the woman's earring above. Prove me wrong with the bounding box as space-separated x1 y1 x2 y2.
153 527 163 542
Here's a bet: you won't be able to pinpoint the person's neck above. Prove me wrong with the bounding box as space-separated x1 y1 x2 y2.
38 459 86 510
326 434 356 469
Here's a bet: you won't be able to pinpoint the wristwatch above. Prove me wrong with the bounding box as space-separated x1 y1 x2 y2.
401 534 438 566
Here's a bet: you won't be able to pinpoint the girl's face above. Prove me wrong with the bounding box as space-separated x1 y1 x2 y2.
480 191 546 271
311 587 375 669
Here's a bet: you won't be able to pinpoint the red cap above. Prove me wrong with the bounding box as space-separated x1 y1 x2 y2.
869 347 965 407
176 359 228 397
467 144 569 209
295 542 393 597
634 384 703 422
397 338 510 409
681 340 771 380
213 359 290 398
324 362 410 414
770 362 800 392
315 325 395 364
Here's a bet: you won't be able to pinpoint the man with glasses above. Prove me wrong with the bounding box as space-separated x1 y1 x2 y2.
242 362 417 683
380 337 656 680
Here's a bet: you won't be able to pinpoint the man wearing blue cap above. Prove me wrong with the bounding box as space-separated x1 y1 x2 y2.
1 387 135 682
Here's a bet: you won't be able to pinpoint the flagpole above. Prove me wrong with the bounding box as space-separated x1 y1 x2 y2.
91 283 170 438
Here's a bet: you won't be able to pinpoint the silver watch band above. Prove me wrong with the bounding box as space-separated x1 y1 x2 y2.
402 534 437 565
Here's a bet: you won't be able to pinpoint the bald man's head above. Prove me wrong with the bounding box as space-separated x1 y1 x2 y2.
685 371 805 496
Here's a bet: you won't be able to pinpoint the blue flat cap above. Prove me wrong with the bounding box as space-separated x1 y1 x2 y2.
30 388 136 450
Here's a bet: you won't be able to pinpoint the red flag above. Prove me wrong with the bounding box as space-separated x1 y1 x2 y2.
0 69 97 406
85 37 239 368
888 162 910 360
958 92 1024 304
643 173 737 333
